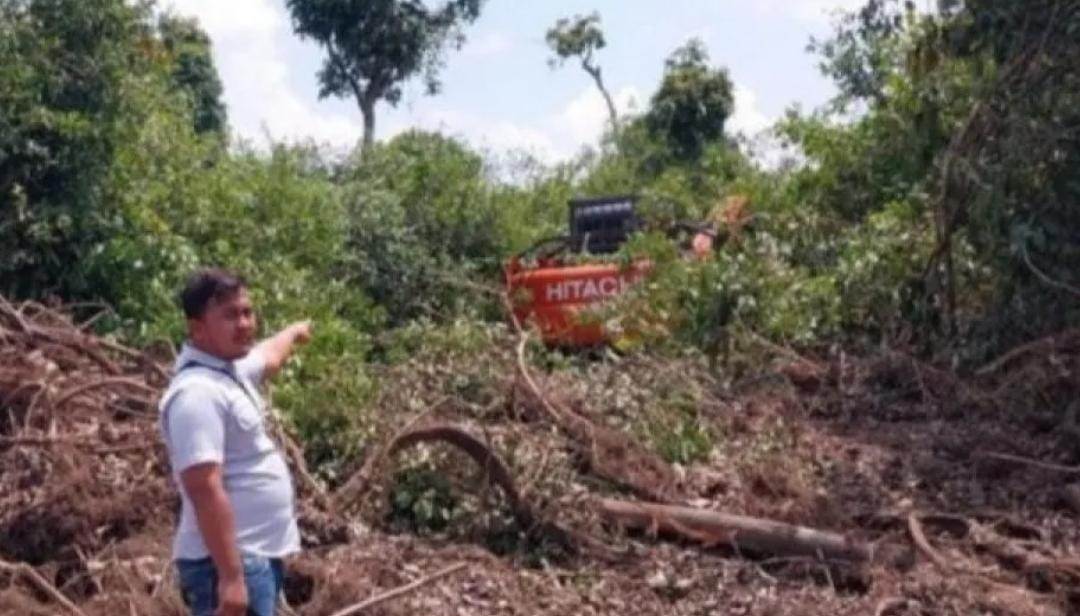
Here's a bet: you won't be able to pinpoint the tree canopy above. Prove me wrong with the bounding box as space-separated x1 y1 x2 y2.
545 12 618 136
1 0 151 297
158 14 227 135
644 40 734 162
285 0 484 150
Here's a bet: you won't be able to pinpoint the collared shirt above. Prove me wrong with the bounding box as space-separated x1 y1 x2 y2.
158 343 300 560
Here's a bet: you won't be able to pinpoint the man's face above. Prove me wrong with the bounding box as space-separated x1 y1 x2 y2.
188 288 257 360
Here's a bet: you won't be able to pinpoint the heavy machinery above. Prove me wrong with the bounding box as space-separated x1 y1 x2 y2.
504 195 716 347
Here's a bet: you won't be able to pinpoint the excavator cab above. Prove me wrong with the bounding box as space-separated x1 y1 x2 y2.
505 195 717 347
567 195 639 254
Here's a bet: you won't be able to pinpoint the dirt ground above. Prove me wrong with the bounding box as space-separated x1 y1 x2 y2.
1 298 1078 615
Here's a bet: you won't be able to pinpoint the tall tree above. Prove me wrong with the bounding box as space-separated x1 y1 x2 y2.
0 0 148 298
158 14 227 135
801 0 1080 348
645 39 734 161
809 0 908 108
545 12 618 137
285 0 483 151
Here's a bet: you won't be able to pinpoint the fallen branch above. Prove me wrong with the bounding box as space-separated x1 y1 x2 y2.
975 328 1079 376
327 562 468 616
0 435 92 447
744 328 825 374
1022 241 1080 298
52 376 158 409
907 513 951 571
874 597 914 616
499 291 678 502
0 559 88 616
597 498 872 562
332 423 584 551
513 333 678 502
93 442 157 456
268 414 333 513
95 337 171 382
28 327 122 376
380 424 531 524
332 403 446 512
514 335 565 423
978 451 1080 475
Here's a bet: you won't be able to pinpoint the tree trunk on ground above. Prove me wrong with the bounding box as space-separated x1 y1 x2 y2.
597 498 873 562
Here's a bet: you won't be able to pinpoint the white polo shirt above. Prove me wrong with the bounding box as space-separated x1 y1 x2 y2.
158 343 300 560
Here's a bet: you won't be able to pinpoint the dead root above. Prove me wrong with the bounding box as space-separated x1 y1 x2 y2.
326 562 468 616
334 422 599 557
907 513 952 572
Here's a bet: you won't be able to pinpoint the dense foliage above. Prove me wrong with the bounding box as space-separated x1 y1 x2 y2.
644 40 735 163
1 0 152 298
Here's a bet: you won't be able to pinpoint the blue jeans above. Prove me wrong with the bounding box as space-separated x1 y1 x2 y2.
176 554 284 616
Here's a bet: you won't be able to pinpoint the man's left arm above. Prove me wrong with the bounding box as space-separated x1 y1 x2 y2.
251 321 312 380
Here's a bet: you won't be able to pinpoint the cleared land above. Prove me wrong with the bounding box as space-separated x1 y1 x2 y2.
1 297 1078 615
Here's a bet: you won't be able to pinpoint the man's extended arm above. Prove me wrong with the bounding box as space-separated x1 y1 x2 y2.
253 321 312 379
181 463 247 616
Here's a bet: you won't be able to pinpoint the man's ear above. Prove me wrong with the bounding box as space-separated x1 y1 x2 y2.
187 317 205 343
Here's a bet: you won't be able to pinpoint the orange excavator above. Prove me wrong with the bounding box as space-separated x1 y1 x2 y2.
504 195 721 347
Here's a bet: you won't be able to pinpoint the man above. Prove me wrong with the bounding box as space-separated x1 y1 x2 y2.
159 269 312 616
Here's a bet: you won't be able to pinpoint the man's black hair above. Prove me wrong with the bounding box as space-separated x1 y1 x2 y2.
180 268 248 319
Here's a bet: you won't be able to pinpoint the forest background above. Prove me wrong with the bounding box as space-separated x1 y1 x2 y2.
1 0 1077 480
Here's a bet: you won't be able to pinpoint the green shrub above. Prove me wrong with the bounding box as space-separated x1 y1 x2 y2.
339 131 509 325
387 465 460 534
640 394 713 465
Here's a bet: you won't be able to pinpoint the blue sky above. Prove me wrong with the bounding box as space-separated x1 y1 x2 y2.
162 0 867 161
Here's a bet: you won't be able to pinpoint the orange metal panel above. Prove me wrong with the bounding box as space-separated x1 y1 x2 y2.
505 260 650 346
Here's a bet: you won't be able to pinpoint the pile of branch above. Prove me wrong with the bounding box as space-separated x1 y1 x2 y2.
0 297 180 614
0 297 350 615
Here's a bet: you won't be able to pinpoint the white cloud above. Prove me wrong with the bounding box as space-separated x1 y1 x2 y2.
380 84 647 165
160 0 283 36
728 83 773 136
160 0 364 150
460 31 513 60
552 85 641 151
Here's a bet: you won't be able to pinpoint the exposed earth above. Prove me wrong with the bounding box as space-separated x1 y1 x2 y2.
2 297 1078 615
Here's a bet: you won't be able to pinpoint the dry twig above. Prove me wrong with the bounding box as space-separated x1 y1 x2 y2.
52 376 158 409
874 597 913 616
327 562 468 616
978 451 1080 475
0 559 88 616
975 329 1078 376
